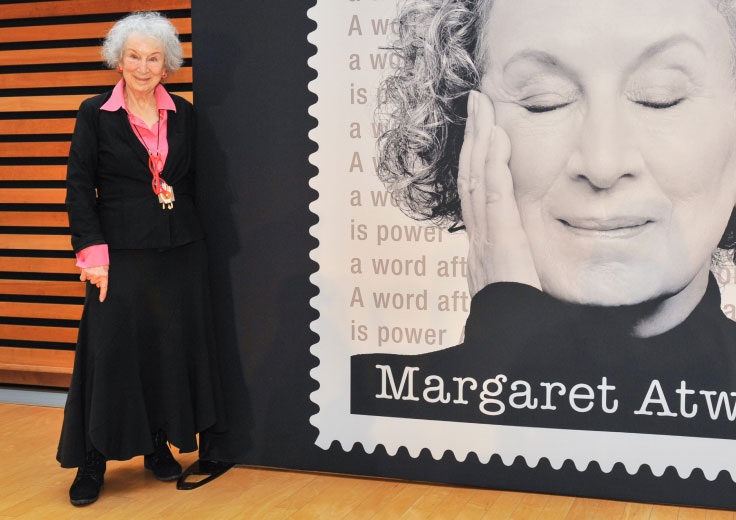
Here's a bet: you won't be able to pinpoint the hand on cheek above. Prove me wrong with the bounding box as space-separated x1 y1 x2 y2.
458 90 541 297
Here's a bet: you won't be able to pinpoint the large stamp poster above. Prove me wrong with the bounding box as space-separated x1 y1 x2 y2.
308 0 736 490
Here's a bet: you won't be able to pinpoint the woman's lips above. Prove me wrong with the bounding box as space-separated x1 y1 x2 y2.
559 217 654 238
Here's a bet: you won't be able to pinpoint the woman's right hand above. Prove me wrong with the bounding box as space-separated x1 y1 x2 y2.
457 90 541 297
80 265 109 302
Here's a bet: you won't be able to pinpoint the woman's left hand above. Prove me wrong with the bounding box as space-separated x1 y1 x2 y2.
457 90 541 297
80 265 109 303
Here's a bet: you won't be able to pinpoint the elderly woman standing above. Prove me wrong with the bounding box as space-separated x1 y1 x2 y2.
57 12 225 506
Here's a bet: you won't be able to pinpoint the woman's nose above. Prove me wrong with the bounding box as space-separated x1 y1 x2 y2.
571 100 636 190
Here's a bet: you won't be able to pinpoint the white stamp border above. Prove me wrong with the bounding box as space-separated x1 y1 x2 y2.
306 0 736 484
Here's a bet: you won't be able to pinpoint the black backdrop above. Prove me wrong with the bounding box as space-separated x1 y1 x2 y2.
190 0 736 509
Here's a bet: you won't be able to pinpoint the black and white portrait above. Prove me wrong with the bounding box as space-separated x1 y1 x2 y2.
309 0 736 482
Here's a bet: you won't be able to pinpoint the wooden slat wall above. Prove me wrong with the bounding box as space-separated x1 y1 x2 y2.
0 0 193 388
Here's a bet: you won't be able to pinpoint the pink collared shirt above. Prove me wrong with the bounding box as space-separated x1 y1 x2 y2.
75 79 177 268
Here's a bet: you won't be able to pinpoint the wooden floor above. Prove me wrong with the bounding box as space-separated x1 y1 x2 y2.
0 403 732 520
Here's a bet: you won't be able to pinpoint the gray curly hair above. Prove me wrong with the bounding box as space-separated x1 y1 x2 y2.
102 11 183 73
377 0 736 239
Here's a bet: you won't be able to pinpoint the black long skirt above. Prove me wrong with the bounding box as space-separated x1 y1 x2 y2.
57 240 226 468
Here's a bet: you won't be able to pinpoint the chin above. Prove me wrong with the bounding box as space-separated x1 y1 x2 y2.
540 265 670 307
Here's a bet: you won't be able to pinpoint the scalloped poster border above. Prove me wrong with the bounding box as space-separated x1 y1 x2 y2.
304 0 736 486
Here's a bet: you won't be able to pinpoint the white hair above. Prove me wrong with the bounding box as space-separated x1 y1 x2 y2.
101 11 183 73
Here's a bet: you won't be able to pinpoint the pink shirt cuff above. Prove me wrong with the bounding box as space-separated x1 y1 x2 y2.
75 244 109 268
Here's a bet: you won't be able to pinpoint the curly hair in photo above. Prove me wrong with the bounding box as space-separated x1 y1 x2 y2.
376 0 736 256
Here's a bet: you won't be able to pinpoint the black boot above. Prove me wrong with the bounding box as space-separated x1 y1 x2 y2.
69 448 106 506
144 429 182 481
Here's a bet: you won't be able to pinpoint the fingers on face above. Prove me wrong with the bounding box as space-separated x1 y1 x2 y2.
458 91 476 235
459 90 530 292
459 90 499 237
469 92 496 239
483 125 521 239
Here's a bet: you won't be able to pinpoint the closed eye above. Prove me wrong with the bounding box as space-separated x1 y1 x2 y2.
523 102 572 113
635 98 684 109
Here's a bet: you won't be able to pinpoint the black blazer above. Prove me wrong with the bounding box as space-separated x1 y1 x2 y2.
66 89 204 253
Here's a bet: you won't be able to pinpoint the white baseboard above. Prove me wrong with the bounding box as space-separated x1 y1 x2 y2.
0 387 67 408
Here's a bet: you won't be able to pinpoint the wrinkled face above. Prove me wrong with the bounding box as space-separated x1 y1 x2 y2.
480 0 736 305
120 33 166 95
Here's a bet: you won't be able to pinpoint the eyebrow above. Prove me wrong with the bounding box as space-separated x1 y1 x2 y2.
125 49 163 55
502 34 706 78
626 34 705 75
635 34 705 64
503 50 575 77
